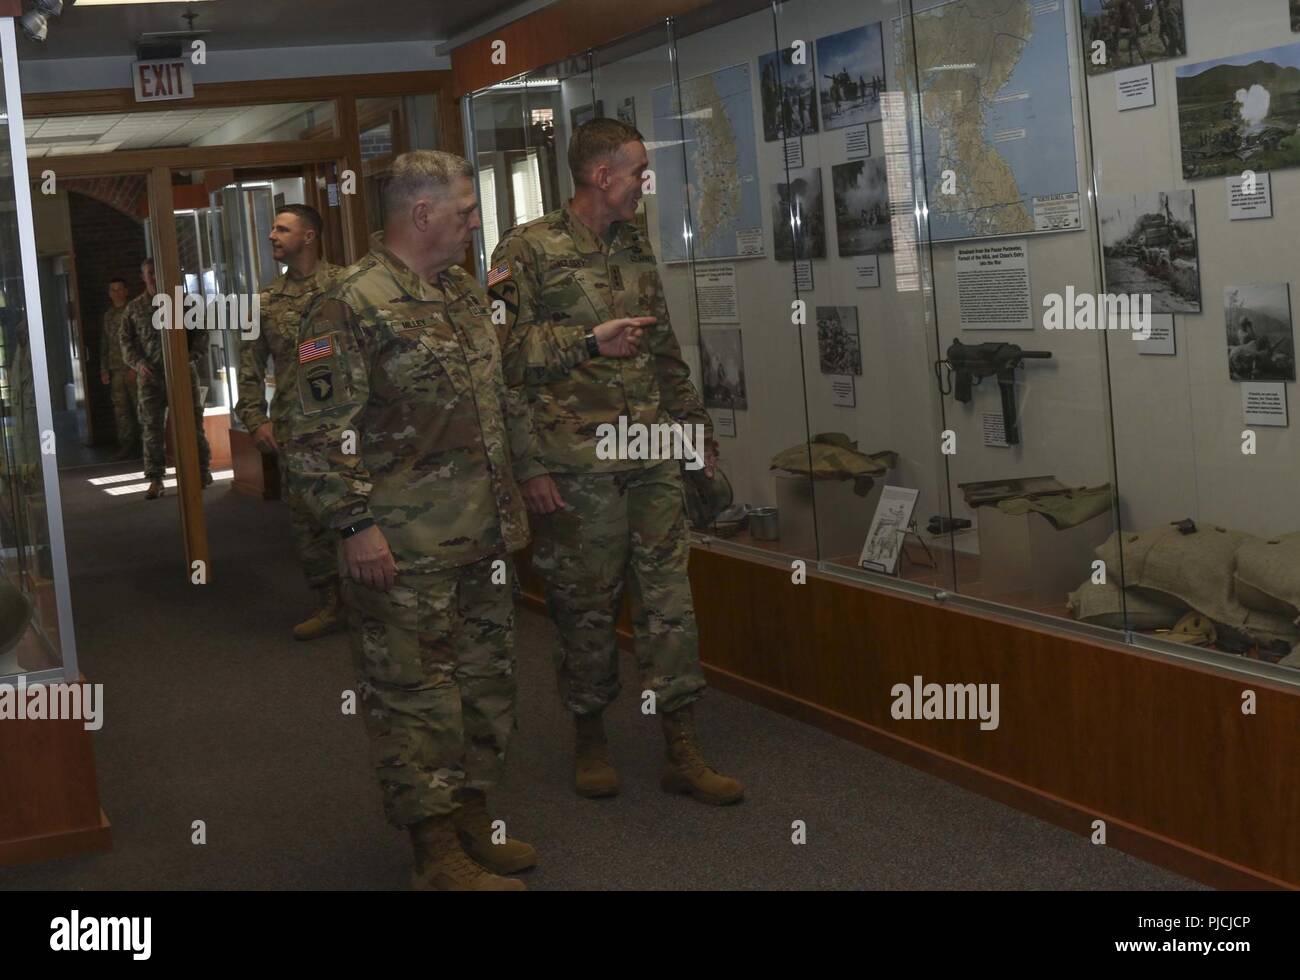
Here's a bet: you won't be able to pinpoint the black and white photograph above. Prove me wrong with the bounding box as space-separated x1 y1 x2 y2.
1098 189 1201 314
1225 283 1295 382
758 45 819 142
1292 0 1300 33
1080 0 1186 76
832 159 892 256
816 306 862 376
569 101 603 131
815 23 886 129
616 96 636 128
772 167 827 262
701 328 748 410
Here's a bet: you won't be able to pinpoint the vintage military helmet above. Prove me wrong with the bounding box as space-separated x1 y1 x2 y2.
0 576 32 658
682 464 733 532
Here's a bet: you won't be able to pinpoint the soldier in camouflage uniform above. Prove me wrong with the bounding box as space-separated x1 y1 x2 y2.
287 150 646 891
490 118 743 806
119 258 212 500
99 278 140 461
235 205 345 641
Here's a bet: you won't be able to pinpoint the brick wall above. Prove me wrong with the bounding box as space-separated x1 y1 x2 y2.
63 175 148 221
69 192 147 447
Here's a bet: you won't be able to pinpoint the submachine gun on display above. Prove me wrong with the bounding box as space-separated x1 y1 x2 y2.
936 340 1052 447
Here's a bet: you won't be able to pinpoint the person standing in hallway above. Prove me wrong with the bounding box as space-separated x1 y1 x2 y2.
99 277 140 461
235 205 345 642
119 258 213 499
490 118 742 806
288 150 646 891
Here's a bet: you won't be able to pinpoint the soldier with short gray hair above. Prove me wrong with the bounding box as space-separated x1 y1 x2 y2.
288 149 647 890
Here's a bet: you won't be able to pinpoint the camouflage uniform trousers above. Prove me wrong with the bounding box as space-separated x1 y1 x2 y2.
532 458 706 717
345 554 518 827
276 449 339 590
109 369 140 450
137 364 211 480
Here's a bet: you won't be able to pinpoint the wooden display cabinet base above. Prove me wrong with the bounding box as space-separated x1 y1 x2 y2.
0 680 112 867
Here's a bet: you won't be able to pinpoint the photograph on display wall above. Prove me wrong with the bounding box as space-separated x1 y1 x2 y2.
816 306 862 376
570 101 604 130
1294 0 1300 32
758 45 820 141
701 329 748 410
772 168 827 261
815 23 886 129
1176 42 1300 179
1225 283 1296 382
1079 0 1186 76
1097 189 1201 314
832 158 892 256
617 96 637 128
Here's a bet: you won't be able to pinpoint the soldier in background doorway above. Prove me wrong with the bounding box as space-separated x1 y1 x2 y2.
119 258 213 500
99 277 140 461
235 205 344 641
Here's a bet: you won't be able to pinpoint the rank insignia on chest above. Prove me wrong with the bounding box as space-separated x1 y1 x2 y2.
609 266 624 291
305 364 334 402
299 336 333 363
464 294 486 315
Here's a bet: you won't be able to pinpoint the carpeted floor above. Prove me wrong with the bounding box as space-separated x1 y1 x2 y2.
0 461 1203 890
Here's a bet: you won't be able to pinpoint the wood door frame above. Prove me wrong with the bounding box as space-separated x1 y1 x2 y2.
25 70 466 264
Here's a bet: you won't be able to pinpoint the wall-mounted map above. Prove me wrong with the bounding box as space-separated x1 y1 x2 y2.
894 0 1082 242
652 63 765 263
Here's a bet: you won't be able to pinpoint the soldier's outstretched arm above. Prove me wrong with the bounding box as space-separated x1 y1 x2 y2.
285 296 376 534
233 292 273 434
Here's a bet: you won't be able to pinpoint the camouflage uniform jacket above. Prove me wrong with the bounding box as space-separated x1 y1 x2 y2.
101 305 131 374
119 291 164 373
119 289 204 375
288 233 581 574
235 261 343 433
489 204 711 474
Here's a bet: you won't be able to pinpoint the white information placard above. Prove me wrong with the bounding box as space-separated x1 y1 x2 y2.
957 240 1032 330
854 255 881 289
694 264 739 324
793 260 813 292
713 408 737 437
859 486 920 576
830 375 856 407
1243 382 1288 427
1115 64 1155 110
784 138 804 170
1134 314 1176 355
1227 172 1273 220
844 124 871 159
982 412 1010 448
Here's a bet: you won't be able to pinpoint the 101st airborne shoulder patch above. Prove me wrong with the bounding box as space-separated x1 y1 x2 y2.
297 332 347 415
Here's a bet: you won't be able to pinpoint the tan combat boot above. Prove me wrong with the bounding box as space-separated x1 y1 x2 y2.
409 814 525 891
292 582 345 641
574 712 620 798
144 479 163 500
661 704 744 805
452 788 536 875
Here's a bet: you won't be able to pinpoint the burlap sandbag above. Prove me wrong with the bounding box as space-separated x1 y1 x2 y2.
1066 580 1187 630
1233 533 1300 618
1095 525 1300 649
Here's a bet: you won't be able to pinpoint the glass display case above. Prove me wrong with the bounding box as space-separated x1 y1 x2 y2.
462 0 1300 683
0 18 77 684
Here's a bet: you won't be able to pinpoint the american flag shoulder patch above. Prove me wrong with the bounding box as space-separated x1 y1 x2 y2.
298 336 333 364
486 263 512 288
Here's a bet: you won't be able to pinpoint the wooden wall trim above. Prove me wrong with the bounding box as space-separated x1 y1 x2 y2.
450 0 714 95
0 0 20 16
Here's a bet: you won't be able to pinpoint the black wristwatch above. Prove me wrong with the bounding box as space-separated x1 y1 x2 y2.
584 329 601 358
339 517 375 539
